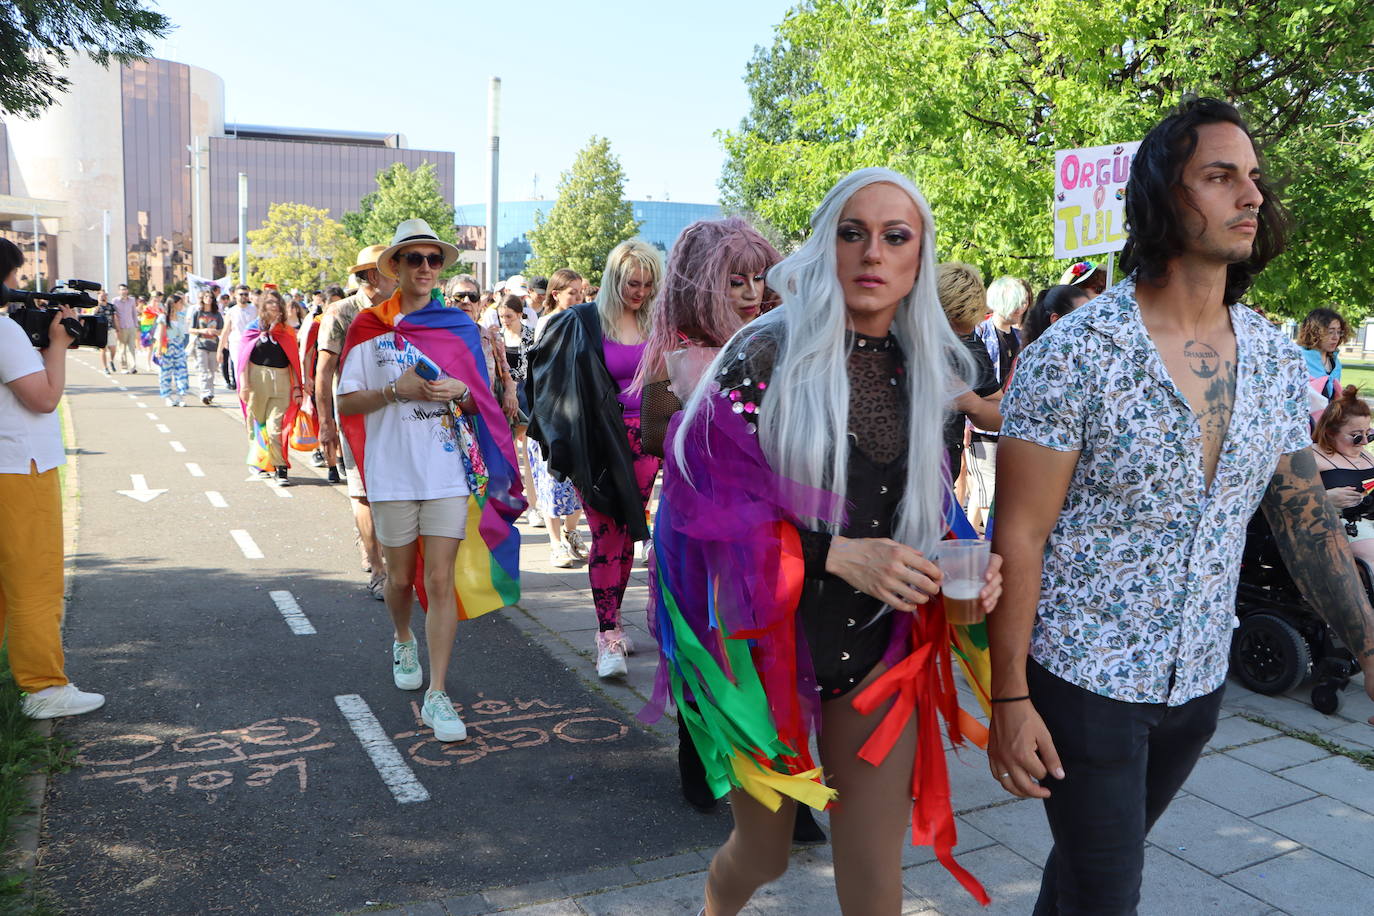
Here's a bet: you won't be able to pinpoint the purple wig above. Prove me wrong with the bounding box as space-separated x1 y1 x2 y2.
634 217 781 389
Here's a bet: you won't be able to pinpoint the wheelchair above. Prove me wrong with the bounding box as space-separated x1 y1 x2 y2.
1232 510 1362 715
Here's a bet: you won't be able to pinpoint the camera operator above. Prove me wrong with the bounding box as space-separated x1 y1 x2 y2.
0 238 104 719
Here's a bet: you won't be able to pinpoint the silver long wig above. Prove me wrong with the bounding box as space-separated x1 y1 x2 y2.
674 167 972 556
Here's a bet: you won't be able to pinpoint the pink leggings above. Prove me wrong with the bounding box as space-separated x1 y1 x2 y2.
583 416 659 630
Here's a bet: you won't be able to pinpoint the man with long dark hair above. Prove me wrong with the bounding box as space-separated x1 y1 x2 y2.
987 97 1374 911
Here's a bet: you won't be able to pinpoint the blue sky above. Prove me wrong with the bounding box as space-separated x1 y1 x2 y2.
147 0 797 207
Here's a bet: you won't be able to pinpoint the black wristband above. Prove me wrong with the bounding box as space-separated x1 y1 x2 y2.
991 695 1031 704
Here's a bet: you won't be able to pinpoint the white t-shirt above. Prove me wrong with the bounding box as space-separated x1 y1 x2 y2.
225 303 258 359
0 317 64 474
337 333 471 503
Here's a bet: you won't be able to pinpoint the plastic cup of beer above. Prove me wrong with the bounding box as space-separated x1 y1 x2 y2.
934 539 991 625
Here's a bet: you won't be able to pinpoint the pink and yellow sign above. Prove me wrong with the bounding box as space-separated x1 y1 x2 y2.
1053 141 1140 259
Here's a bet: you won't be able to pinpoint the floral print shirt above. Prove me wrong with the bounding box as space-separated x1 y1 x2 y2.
1001 276 1310 705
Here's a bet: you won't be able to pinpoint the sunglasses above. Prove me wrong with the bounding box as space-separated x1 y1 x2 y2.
451 291 480 302
400 252 445 269
1349 430 1374 444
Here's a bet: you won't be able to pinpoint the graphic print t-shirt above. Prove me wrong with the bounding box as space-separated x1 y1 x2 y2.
338 333 470 503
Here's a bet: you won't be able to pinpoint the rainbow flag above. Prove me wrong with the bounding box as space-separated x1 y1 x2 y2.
235 321 303 470
945 496 992 716
339 290 523 619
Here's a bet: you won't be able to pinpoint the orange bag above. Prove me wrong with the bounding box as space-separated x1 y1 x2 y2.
288 409 319 452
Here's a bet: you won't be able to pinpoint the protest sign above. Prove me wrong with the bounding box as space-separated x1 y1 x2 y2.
1053 141 1140 259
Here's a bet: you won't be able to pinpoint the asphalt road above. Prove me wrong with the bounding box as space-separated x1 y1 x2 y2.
38 354 726 915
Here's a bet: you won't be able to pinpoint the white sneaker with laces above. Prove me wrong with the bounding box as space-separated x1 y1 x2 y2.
22 684 105 720
563 528 589 560
595 630 629 678
549 542 576 568
422 689 468 742
392 639 423 690
604 625 635 655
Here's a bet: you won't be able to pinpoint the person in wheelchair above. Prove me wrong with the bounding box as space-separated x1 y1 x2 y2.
1312 386 1374 565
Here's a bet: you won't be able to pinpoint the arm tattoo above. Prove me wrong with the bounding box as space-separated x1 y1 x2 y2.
1260 448 1374 661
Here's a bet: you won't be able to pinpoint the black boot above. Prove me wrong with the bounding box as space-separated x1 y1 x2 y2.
678 713 717 812
792 804 827 844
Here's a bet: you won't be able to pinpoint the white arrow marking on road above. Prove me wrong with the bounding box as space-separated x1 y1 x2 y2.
269 590 316 636
155 423 170 434
334 695 430 804
145 412 158 420
229 529 263 559
185 463 204 477
169 441 186 453
116 474 167 503
205 491 227 508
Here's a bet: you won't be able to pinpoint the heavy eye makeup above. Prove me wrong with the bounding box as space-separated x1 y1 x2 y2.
837 220 915 245
728 273 765 287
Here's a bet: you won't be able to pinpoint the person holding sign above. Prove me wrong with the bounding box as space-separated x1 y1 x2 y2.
989 97 1374 912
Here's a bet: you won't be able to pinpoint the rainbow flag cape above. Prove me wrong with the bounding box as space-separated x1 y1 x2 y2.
235 321 302 470
138 306 158 348
338 290 523 619
644 392 992 905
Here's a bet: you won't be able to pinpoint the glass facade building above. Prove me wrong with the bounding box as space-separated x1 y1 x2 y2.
455 199 723 281
120 59 194 290
208 138 454 245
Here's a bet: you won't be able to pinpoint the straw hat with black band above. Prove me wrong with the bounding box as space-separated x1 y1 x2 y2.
348 244 390 277
375 218 461 279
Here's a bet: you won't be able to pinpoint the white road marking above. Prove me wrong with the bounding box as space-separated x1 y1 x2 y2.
126 394 136 399
205 491 227 508
169 441 186 453
333 695 430 804
115 473 167 503
230 529 263 559
135 401 147 408
155 423 170 433
273 485 293 499
269 590 316 636
145 412 158 420
185 463 205 477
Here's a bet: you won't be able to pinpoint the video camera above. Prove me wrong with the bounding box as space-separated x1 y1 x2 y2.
2 279 109 349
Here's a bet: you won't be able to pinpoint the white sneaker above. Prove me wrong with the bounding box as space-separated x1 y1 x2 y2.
392 639 423 690
421 689 468 742
595 631 628 678
163 397 174 407
604 625 635 655
563 528 589 560
549 542 576 568
22 684 105 720
528 509 546 528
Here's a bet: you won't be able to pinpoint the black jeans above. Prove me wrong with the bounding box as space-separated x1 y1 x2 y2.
1028 659 1225 915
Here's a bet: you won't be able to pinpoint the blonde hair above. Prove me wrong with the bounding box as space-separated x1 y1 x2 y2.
936 262 986 332
597 238 663 342
986 275 1029 321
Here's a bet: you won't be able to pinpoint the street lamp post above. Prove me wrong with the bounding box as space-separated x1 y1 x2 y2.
237 172 248 286
486 77 500 290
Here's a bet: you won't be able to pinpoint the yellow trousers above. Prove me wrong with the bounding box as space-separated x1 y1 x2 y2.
246 362 290 468
0 462 68 692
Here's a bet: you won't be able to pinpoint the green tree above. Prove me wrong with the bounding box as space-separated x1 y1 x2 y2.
225 202 355 292
343 161 464 275
525 137 641 284
0 1 171 117
721 0 1374 318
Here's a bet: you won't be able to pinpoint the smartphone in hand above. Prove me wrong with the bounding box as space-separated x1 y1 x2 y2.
413 355 441 381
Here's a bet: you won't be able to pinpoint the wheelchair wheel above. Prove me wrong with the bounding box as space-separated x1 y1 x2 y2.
1310 682 1343 715
1231 613 1312 695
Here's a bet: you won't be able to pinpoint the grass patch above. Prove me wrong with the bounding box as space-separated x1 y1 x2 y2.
1340 363 1374 395
0 651 71 913
1240 713 1374 771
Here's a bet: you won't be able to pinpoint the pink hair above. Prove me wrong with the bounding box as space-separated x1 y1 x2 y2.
634 217 781 389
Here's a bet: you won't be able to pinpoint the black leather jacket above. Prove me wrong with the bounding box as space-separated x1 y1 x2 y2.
526 303 650 540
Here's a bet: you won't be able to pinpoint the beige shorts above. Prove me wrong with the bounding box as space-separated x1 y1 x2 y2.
370 496 468 547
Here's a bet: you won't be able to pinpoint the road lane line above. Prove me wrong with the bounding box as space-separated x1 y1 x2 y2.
126 394 136 399
156 423 170 433
333 695 430 804
135 401 147 408
205 491 227 508
229 529 263 559
269 590 316 636
169 441 186 453
185 463 204 477
272 485 293 499
145 412 158 420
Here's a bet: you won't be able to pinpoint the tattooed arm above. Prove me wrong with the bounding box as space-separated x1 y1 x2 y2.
1260 447 1374 722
